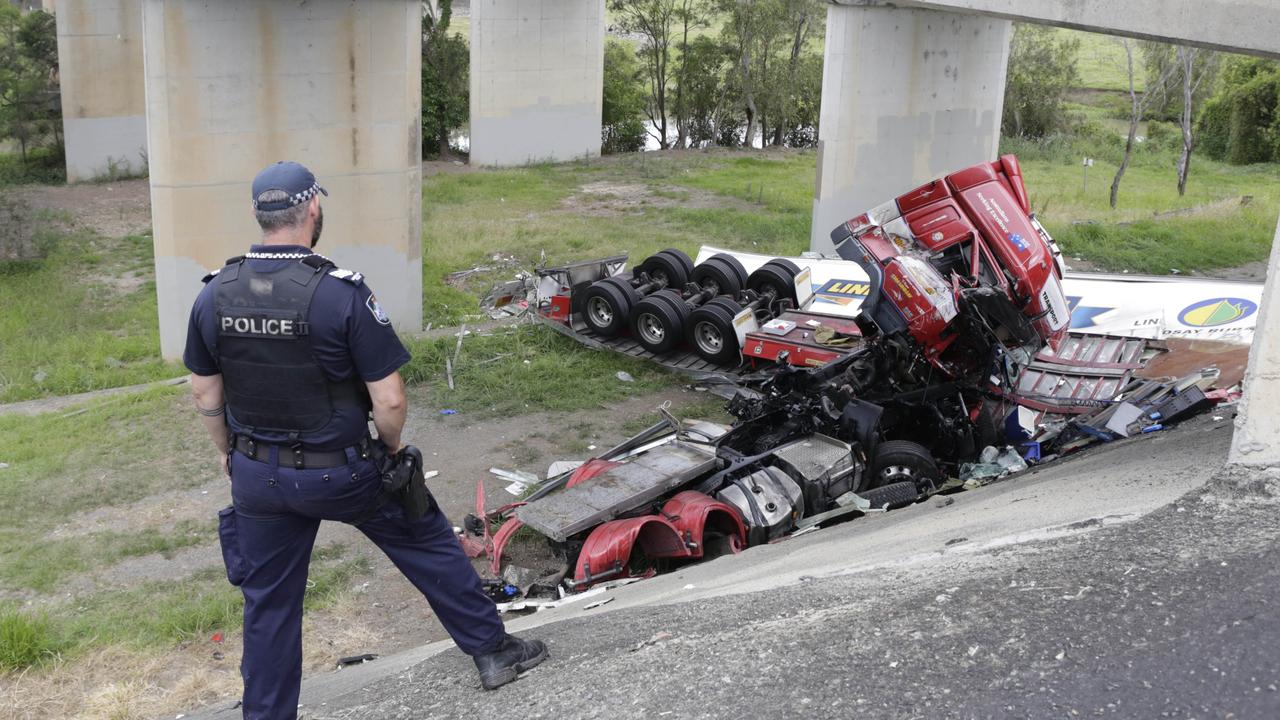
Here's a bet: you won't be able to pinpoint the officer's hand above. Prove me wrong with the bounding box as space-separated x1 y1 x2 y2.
220 452 231 479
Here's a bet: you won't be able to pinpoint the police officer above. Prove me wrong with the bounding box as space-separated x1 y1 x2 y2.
184 161 546 719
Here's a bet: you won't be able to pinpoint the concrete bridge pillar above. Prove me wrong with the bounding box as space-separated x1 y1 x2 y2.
1230 217 1280 466
810 3 1010 252
469 0 605 167
55 0 148 181
142 0 423 358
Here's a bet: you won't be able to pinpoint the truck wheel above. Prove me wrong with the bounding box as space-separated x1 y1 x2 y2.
746 262 798 306
870 440 940 489
859 480 920 510
632 290 688 354
582 278 636 337
764 258 801 276
691 254 747 296
636 250 691 289
688 297 745 365
659 248 694 278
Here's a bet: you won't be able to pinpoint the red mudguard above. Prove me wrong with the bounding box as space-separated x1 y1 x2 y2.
660 491 747 558
573 516 690 588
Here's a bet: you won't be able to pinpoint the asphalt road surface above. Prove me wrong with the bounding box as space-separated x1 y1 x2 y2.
195 415 1280 719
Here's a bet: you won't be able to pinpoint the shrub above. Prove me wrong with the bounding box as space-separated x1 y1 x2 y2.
1002 24 1080 139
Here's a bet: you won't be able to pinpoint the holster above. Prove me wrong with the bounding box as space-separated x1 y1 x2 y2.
351 444 434 525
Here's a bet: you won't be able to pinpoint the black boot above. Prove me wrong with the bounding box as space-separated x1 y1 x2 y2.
473 634 548 690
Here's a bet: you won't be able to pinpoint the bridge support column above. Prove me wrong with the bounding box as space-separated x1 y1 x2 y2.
55 0 148 181
469 0 605 166
1230 215 1280 466
810 4 1010 252
142 0 423 358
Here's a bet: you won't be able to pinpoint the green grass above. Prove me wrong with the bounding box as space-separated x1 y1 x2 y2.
0 230 180 404
0 605 65 671
0 521 210 593
1060 28 1144 92
0 387 213 534
0 549 371 671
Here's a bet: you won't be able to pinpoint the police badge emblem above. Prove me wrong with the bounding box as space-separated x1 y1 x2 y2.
366 294 391 325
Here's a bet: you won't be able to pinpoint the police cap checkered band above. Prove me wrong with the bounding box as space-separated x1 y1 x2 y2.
251 161 329 211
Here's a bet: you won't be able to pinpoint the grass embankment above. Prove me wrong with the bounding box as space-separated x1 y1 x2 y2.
0 230 180 404
0 386 372 676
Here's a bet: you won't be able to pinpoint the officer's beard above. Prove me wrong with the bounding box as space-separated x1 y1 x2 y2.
310 206 324 248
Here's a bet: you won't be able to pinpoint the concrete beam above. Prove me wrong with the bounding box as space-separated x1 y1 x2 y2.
142 0 423 359
469 0 605 167
55 0 148 181
1229 215 1280 465
811 4 1010 252
834 0 1280 60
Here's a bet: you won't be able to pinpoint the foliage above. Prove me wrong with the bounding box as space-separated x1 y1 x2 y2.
1002 23 1080 139
1141 41 1219 124
602 40 649 154
0 7 62 180
675 36 735 146
608 0 686 148
714 0 824 148
421 0 469 158
1196 57 1280 165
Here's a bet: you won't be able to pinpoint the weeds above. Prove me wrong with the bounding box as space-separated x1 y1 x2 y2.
0 606 65 671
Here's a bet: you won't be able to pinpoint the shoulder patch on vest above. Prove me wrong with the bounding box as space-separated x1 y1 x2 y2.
201 268 221 284
328 268 365 285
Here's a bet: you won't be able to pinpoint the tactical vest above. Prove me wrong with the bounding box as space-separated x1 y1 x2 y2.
210 254 371 437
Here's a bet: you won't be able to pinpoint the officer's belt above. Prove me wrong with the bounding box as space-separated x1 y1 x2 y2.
232 435 373 469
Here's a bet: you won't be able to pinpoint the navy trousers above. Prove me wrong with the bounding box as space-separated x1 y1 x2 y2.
221 447 506 720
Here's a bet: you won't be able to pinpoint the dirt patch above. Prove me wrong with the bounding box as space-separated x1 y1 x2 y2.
11 178 151 239
559 180 755 217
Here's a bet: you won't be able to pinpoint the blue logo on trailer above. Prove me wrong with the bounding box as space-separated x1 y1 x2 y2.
1009 233 1029 252
1066 296 1113 328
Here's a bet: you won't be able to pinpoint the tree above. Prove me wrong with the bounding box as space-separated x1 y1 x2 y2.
769 0 821 146
609 1 681 149
670 1 710 148
674 35 735 147
1110 39 1180 208
601 40 648 153
1001 24 1079 139
1173 47 1218 195
421 1 469 158
0 6 61 166
718 0 790 148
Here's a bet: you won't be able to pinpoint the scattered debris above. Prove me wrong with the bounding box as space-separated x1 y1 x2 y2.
439 409 458 415
630 631 674 652
336 654 378 668
616 371 635 383
582 597 615 610
0 463 9 470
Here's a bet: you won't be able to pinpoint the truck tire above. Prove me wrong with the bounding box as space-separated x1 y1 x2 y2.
635 250 691 289
746 262 798 306
582 278 636 337
764 258 801 276
659 248 695 277
860 480 920 510
688 297 745 366
632 290 688 354
870 440 941 489
691 254 747 296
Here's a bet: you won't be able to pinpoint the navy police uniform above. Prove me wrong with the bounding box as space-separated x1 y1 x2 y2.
186 243 506 719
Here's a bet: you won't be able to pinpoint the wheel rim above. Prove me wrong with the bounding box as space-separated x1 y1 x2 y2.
694 321 724 354
879 464 916 484
587 296 613 327
650 269 669 286
636 312 665 345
